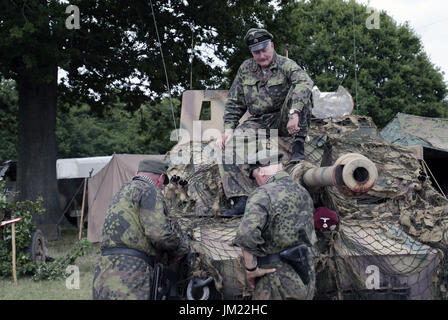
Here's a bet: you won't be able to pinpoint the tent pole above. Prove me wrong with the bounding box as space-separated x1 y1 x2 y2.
56 179 85 227
78 178 87 240
11 217 17 285
420 160 429 176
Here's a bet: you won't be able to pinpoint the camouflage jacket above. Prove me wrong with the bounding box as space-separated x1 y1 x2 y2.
233 171 316 256
100 175 189 259
224 52 314 130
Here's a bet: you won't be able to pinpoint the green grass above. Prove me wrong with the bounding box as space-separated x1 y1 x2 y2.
0 228 100 300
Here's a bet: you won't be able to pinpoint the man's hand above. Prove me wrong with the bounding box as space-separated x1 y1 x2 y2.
216 131 233 150
246 267 276 289
287 113 300 135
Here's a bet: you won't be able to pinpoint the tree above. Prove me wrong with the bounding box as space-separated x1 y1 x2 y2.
0 80 181 161
0 79 18 161
56 98 181 159
269 0 448 127
0 0 277 234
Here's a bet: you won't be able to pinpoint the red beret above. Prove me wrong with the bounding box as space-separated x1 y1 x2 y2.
314 207 338 231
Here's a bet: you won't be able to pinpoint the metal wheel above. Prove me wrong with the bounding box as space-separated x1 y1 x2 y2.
29 229 46 266
186 278 211 300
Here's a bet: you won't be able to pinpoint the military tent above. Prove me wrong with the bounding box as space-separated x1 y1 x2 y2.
56 156 112 179
56 156 112 230
87 153 164 242
381 113 448 196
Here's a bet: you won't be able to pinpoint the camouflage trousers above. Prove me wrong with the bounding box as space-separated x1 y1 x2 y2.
92 254 153 300
219 87 312 198
252 261 315 300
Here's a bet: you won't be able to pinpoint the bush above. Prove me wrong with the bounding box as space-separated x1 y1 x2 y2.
1 181 92 280
0 180 45 277
32 238 91 281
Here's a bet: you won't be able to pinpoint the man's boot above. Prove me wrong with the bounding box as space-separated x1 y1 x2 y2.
289 139 305 163
221 196 248 217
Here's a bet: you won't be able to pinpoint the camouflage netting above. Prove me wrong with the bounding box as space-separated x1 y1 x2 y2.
165 141 250 299
302 116 448 300
164 115 448 300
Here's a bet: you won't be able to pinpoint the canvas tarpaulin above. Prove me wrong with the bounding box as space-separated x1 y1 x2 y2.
87 153 164 243
381 113 448 153
56 156 112 179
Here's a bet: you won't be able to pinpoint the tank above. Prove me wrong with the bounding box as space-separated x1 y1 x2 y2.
163 90 448 300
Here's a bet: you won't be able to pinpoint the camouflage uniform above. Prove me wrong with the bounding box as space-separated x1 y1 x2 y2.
92 175 189 300
233 171 316 300
220 52 314 198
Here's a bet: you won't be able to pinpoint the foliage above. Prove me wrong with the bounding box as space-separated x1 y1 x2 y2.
0 0 277 110
0 183 91 281
269 0 448 127
32 238 91 281
1 0 445 128
0 0 276 224
0 180 45 277
0 78 181 160
0 79 18 161
56 98 181 159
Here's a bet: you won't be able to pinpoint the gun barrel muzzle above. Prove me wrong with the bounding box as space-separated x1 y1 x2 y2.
302 153 378 195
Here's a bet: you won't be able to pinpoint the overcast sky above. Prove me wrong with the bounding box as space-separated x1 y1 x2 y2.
358 0 448 84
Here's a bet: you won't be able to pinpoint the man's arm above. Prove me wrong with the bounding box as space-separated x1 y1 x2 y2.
287 62 314 112
223 66 247 130
139 188 189 259
233 192 269 255
241 248 276 289
284 61 313 135
233 190 276 288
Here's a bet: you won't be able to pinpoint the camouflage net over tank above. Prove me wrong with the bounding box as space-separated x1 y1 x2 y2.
164 115 448 300
301 116 448 300
165 140 250 299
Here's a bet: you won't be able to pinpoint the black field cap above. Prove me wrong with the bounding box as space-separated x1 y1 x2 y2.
248 151 283 179
138 158 169 185
244 28 274 52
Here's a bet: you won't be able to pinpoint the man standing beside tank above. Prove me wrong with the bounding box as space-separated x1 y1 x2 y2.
233 151 316 300
218 28 314 217
92 158 189 300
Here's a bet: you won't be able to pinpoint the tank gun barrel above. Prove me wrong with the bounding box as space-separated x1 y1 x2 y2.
302 153 378 195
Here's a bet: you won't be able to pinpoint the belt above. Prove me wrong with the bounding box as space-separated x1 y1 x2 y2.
258 244 307 266
102 247 154 267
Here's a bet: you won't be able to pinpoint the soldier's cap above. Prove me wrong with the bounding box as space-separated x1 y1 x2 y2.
248 151 284 179
138 158 169 185
244 28 274 52
314 207 339 231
